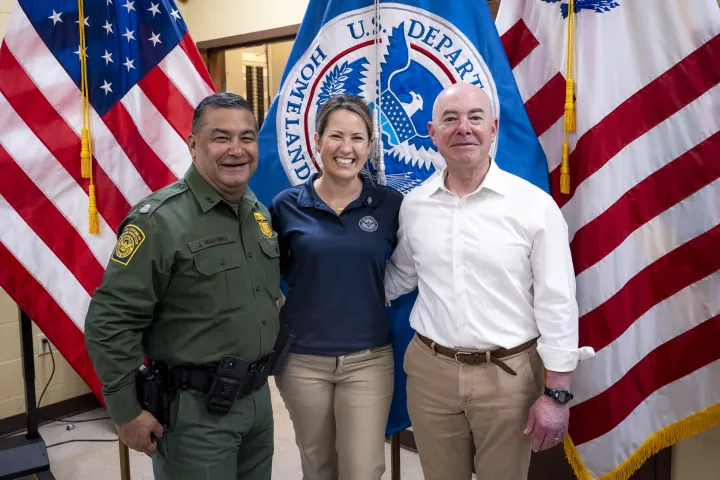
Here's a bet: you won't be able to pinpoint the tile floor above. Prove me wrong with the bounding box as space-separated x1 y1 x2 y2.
15 379 437 479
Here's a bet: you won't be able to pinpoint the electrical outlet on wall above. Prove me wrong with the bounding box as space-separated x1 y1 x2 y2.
37 333 52 356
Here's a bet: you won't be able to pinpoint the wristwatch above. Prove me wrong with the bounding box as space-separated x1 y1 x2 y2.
544 387 573 405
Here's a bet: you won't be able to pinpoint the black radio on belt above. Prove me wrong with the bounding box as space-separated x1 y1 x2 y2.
207 355 250 414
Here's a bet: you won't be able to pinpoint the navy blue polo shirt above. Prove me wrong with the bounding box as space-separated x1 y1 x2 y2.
270 174 403 356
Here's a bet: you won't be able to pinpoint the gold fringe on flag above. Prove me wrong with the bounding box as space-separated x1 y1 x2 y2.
563 402 720 480
77 0 99 233
560 0 576 194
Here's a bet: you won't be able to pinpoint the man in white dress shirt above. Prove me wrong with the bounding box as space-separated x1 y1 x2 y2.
385 83 593 480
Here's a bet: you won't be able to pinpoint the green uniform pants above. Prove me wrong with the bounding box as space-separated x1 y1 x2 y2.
152 382 273 480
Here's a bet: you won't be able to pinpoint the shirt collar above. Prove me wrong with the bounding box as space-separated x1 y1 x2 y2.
431 159 509 198
296 173 380 209
185 163 257 213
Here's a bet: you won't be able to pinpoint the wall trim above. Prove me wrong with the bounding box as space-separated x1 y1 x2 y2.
196 24 300 51
0 393 102 438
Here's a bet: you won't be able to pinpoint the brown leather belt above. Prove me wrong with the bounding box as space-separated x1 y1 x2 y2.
417 333 537 376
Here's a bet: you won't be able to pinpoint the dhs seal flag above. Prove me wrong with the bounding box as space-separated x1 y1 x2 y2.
251 0 548 436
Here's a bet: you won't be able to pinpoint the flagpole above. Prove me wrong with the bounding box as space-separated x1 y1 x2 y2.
391 433 401 479
376 0 394 472
373 0 386 185
119 441 131 480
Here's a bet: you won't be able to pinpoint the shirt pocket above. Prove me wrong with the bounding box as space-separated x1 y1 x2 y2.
193 248 242 275
191 246 245 314
258 236 281 297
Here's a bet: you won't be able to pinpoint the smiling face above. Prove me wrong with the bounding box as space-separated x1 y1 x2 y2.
428 83 498 171
187 107 258 200
314 108 371 182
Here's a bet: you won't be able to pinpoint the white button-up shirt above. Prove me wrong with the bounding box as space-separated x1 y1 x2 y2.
385 162 594 372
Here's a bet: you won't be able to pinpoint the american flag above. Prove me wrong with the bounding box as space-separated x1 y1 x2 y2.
0 0 213 398
497 0 720 478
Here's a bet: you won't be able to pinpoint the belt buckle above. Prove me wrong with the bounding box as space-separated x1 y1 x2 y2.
454 350 492 364
453 351 474 363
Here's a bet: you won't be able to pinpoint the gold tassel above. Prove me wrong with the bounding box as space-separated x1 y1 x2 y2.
78 0 98 233
560 143 570 194
558 0 576 195
80 129 92 179
564 78 576 132
88 184 99 234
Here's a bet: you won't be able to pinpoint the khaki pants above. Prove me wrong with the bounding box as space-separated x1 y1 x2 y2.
405 334 545 480
275 345 394 480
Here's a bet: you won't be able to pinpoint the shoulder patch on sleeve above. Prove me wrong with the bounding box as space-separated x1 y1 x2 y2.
111 224 146 266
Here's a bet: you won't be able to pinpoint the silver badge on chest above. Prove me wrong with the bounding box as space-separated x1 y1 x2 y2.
359 216 378 232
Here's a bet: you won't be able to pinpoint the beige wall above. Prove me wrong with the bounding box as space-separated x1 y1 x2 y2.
672 427 720 480
0 0 90 422
0 0 15 40
177 0 309 44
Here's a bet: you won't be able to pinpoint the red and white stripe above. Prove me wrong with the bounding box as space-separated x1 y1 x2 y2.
497 0 720 477
0 4 214 400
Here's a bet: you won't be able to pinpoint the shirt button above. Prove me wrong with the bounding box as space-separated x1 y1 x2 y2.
248 252 253 258
255 286 260 292
262 320 267 325
220 259 225 265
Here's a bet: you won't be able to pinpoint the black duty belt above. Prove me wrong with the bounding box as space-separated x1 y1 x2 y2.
165 354 273 399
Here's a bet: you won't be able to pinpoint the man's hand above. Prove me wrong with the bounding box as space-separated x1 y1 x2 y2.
523 395 569 452
116 410 164 455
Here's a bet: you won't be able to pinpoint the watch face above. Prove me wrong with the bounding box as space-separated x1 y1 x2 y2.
546 387 573 404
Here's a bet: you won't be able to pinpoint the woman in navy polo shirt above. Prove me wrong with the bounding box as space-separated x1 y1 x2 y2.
270 94 403 480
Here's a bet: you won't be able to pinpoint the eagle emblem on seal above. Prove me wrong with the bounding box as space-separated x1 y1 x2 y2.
541 0 620 18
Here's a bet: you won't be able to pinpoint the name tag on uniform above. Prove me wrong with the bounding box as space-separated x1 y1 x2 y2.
187 234 235 253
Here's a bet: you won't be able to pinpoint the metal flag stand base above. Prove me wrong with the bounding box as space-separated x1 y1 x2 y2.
0 310 55 480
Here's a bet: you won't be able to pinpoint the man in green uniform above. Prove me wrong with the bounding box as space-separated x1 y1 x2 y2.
85 92 280 480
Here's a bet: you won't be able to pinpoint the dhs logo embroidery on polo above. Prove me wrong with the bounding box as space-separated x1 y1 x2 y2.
254 212 274 238
275 4 499 193
359 216 379 232
111 224 146 266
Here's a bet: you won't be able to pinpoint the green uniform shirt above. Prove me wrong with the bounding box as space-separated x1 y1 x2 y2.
85 164 280 424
